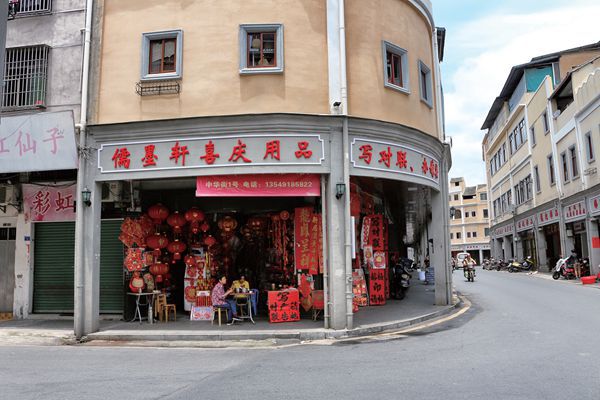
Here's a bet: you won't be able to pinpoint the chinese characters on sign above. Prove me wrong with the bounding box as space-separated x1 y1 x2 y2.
563 201 587 222
268 289 300 323
294 207 323 274
99 135 325 173
536 207 560 227
369 268 386 306
351 137 440 187
0 111 78 173
516 216 535 232
195 174 321 197
22 184 76 222
494 224 514 237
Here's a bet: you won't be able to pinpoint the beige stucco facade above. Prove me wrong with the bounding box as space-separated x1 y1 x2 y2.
92 0 440 140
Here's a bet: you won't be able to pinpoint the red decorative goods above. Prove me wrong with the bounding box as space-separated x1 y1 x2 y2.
167 240 187 260
167 211 187 234
204 235 217 247
147 203 169 224
146 233 169 256
184 208 205 223
279 210 290 221
184 254 197 268
149 262 169 283
200 221 210 232
129 271 145 292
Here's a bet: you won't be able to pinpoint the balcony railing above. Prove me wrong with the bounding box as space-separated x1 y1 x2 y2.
15 0 52 16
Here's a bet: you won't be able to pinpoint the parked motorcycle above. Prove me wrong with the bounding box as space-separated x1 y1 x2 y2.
496 259 508 271
553 256 576 280
509 256 535 272
390 260 412 300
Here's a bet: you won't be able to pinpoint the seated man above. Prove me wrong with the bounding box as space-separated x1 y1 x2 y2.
231 275 250 291
211 275 241 325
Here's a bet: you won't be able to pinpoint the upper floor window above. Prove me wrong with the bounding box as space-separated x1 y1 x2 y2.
471 211 476 217
484 227 490 237
548 154 555 185
454 209 462 219
454 194 459 201
534 165 541 193
141 30 183 81
585 131 595 163
483 209 489 218
467 232 471 238
418 60 433 107
239 24 284 74
480 192 487 201
450 233 454 239
383 41 409 93
530 126 536 147
543 111 550 134
561 151 569 183
2 45 49 110
13 0 52 16
569 146 578 178
456 232 462 239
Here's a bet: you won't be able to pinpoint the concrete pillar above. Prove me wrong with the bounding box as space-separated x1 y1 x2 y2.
75 148 102 336
586 218 600 275
535 227 549 271
503 237 513 260
325 124 349 330
515 236 523 260
478 249 483 265
12 215 33 319
432 147 452 306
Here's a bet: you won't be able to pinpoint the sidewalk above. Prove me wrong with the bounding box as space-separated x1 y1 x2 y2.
0 281 462 346
528 270 600 288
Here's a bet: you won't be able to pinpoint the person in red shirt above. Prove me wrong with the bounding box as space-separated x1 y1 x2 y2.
211 275 241 324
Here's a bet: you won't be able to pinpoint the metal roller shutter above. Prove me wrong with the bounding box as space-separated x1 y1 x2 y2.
33 220 124 314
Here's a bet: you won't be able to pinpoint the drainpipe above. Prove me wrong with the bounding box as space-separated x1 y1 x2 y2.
320 176 330 329
74 0 94 339
338 0 352 330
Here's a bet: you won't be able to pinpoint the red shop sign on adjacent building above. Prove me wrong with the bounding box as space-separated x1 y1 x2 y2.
196 174 320 197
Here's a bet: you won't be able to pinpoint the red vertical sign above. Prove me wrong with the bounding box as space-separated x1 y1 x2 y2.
369 267 386 305
294 207 312 272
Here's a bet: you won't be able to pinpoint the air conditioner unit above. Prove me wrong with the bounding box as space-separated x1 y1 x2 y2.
101 182 123 202
0 185 15 205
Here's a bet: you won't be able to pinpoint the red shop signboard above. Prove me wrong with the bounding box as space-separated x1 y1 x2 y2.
196 174 320 197
268 289 300 323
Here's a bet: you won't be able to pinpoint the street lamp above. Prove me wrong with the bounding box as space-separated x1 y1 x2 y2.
82 187 92 207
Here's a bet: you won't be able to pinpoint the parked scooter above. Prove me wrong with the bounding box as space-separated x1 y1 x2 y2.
390 260 412 300
509 256 535 272
553 256 576 280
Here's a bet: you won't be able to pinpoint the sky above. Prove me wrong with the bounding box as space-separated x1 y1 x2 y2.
432 0 600 185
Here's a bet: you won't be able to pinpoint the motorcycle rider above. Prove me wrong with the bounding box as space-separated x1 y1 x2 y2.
463 254 477 280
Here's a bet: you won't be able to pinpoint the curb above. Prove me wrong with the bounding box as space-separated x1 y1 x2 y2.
84 299 464 344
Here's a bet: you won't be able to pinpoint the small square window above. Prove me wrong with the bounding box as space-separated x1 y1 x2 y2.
457 232 462 239
382 41 409 93
484 227 490 237
141 30 183 81
454 194 458 201
472 232 477 238
450 233 454 239
239 24 284 74
483 209 489 218
467 232 471 238
418 60 433 107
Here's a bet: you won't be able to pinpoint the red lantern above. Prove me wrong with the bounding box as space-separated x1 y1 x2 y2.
146 233 169 256
184 254 197 268
204 235 217 247
167 211 187 234
167 240 187 260
149 262 169 283
190 221 200 234
147 204 169 225
200 221 210 232
185 207 205 223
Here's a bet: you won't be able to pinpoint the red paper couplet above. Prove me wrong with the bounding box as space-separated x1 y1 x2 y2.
268 290 300 323
369 267 386 306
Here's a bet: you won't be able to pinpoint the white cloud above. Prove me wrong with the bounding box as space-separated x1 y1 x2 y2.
444 4 600 184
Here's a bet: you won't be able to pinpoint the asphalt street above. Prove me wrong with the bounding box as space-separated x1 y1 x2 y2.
1 269 600 400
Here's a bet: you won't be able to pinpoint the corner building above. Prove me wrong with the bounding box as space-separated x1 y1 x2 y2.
77 0 451 335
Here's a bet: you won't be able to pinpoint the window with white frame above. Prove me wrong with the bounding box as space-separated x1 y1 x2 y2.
484 227 490 237
141 30 183 81
15 0 52 15
534 165 541 193
585 131 594 162
530 126 536 146
2 45 49 109
472 232 477 238
569 146 578 178
548 154 555 185
239 24 284 74
543 111 550 134
471 211 476 217
480 192 487 201
457 232 462 239
418 60 432 107
509 119 527 154
467 232 471 238
561 151 569 182
514 175 532 205
483 209 489 218
383 41 409 93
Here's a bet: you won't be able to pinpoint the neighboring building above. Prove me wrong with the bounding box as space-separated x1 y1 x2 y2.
449 178 490 263
0 1 85 320
66 0 453 336
482 42 600 272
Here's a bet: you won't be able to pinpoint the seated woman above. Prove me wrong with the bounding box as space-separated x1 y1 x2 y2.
211 275 241 324
231 275 257 316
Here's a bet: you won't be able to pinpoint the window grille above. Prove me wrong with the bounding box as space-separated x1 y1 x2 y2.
2 45 49 110
16 0 52 15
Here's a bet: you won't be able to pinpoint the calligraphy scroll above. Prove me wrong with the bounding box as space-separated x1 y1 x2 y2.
367 214 385 251
268 289 300 323
369 267 386 306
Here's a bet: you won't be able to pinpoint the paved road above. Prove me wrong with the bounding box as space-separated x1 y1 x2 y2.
1 270 600 400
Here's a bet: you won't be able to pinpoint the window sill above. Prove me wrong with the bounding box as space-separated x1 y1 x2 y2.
420 97 433 109
384 82 410 95
240 67 284 75
140 72 181 82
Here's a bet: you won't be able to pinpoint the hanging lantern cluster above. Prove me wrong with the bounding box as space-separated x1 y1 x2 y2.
149 262 169 283
147 203 169 226
167 239 187 262
146 233 169 257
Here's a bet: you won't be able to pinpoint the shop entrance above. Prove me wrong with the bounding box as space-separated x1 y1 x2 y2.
0 227 16 314
121 175 324 324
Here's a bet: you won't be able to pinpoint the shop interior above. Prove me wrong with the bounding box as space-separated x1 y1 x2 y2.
116 175 432 325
